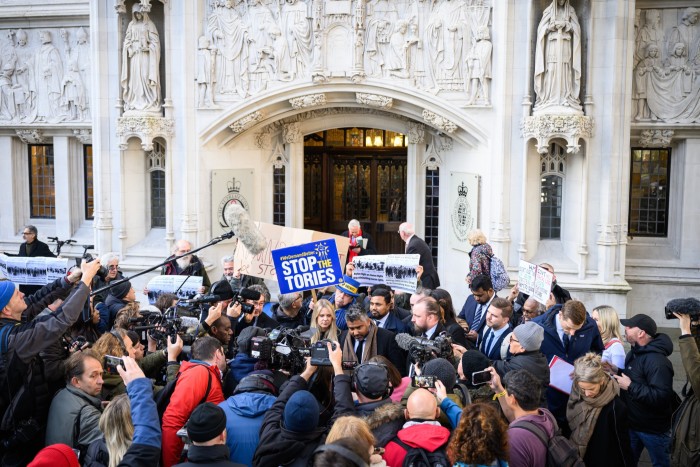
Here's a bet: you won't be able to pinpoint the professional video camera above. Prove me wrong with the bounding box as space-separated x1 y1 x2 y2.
250 326 312 374
184 280 257 315
665 298 700 321
395 332 454 367
131 305 202 347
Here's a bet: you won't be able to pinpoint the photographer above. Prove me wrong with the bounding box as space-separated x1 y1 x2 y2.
91 253 124 306
670 299 700 466
234 288 278 335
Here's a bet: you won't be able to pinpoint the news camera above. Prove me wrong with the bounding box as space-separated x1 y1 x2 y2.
396 332 454 367
250 326 312 374
131 305 201 347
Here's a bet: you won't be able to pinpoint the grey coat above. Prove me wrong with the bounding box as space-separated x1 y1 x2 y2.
45 384 103 449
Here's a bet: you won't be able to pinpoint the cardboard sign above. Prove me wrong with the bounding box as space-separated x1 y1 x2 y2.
272 239 343 293
233 222 350 281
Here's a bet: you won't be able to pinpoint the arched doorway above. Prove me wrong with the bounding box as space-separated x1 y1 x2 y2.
303 127 407 254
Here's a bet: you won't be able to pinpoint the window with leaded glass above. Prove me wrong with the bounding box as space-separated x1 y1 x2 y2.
629 148 670 237
147 141 166 228
540 143 566 239
29 145 55 219
425 168 440 266
84 145 94 220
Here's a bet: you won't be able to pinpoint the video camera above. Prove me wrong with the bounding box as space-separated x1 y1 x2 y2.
131 305 201 347
396 332 453 367
186 281 258 315
250 326 312 374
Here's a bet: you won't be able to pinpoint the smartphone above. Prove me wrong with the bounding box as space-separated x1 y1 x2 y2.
472 369 492 386
412 375 437 388
104 355 125 375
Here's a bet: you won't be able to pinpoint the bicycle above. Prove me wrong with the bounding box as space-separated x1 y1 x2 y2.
47 237 76 256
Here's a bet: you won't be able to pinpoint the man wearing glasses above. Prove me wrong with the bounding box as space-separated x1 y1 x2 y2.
270 292 307 329
91 252 124 305
17 224 55 295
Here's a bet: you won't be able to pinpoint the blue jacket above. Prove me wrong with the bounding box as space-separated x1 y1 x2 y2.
116 377 161 467
229 353 258 389
220 392 276 466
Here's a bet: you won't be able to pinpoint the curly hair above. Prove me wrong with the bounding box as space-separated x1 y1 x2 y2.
113 302 142 330
447 402 509 465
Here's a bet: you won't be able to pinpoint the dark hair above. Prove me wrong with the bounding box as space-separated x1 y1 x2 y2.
211 314 231 330
126 330 140 347
561 300 586 326
470 274 493 292
191 336 223 361
503 370 541 411
313 438 371 467
65 350 101 384
490 297 513 320
368 355 402 389
345 303 369 323
430 288 457 322
155 293 178 313
370 288 391 304
448 403 509 465
24 224 38 235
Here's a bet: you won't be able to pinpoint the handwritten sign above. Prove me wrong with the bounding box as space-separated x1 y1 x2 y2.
517 260 554 305
272 239 343 293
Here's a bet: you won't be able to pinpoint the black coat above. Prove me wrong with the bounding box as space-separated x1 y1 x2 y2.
174 444 244 466
579 396 634 467
406 236 440 289
341 229 378 256
18 239 55 295
492 350 550 406
339 326 407 376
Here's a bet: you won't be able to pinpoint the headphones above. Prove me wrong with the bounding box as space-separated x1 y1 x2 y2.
312 444 369 467
110 330 129 355
351 362 393 399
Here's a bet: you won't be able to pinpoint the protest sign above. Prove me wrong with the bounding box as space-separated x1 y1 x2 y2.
272 239 343 294
516 260 554 304
352 254 420 293
146 275 203 304
233 222 350 281
0 254 70 285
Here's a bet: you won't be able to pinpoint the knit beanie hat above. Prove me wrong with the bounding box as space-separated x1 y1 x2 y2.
461 350 491 387
283 390 320 433
422 358 457 390
186 402 228 442
513 322 544 352
28 444 79 467
0 281 16 310
109 280 132 300
237 326 267 356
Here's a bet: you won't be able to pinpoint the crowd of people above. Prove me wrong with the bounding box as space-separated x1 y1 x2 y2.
0 225 697 467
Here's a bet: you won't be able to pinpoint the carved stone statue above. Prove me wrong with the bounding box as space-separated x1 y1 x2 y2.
35 30 65 122
533 0 582 114
281 0 312 80
121 3 162 114
196 35 215 108
634 44 662 121
669 7 700 65
73 27 91 119
208 0 250 98
425 0 468 91
61 59 86 120
13 29 36 121
0 63 17 121
386 20 409 78
465 25 492 105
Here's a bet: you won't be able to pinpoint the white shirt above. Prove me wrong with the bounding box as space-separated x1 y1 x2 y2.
424 322 439 339
483 325 510 354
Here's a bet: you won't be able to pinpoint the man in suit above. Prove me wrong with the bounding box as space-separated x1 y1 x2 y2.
479 297 513 361
17 224 55 295
369 287 410 335
398 223 440 289
458 274 496 344
411 296 448 340
339 303 407 375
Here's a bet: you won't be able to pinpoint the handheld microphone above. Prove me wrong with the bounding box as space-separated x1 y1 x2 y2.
224 204 267 256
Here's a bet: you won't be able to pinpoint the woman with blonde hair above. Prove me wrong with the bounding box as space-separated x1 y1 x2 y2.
84 394 132 467
466 229 494 286
567 353 632 466
310 299 339 343
590 305 625 369
327 416 386 467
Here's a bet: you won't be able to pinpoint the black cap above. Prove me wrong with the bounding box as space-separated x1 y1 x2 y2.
209 279 234 301
620 314 657 336
109 280 132 300
353 363 389 399
240 288 261 301
186 402 227 442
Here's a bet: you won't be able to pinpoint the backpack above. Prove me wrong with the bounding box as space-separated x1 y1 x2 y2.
489 255 510 292
154 364 212 422
392 437 450 467
511 418 584 467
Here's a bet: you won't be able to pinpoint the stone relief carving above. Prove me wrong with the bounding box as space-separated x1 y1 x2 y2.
422 109 457 134
201 0 492 105
116 116 174 150
283 122 302 143
638 129 674 148
633 7 700 123
356 92 392 108
521 114 593 154
289 93 326 109
15 129 46 144
121 3 162 115
407 122 425 144
229 110 264 134
533 0 583 115
0 27 90 124
73 128 92 144
196 36 216 108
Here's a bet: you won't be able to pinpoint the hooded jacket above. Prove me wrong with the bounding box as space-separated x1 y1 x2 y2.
383 423 451 467
492 350 550 406
173 444 244 467
219 392 276 466
620 333 676 433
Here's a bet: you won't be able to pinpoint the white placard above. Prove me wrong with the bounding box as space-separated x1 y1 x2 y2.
0 254 70 285
352 254 420 293
517 260 554 305
146 275 204 304
449 172 479 253
549 356 574 395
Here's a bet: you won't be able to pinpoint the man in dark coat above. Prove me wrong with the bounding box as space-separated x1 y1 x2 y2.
341 219 377 263
458 274 496 343
398 222 440 289
17 224 55 295
175 402 244 467
369 288 410 335
160 239 211 291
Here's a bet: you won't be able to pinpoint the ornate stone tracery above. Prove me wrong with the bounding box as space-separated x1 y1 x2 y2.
521 114 594 154
229 111 265 135
289 93 327 110
356 92 392 109
116 116 174 150
15 129 46 144
422 109 457 134
638 129 674 148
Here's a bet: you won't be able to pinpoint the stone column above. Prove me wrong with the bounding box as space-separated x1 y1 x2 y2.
406 122 425 233
284 122 304 228
53 136 74 239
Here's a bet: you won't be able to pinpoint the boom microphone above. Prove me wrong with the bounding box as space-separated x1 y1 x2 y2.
225 204 267 256
395 333 418 351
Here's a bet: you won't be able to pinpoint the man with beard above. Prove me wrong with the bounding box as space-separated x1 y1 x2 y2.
221 255 264 292
161 239 211 293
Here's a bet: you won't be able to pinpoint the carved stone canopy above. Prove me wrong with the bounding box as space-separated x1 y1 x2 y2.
521 114 594 154
638 129 674 148
116 116 174 151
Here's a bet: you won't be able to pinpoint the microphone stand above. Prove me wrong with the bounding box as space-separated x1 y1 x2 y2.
90 231 236 297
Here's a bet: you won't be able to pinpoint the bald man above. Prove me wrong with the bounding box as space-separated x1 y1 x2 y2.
398 223 440 289
383 388 451 466
161 239 211 292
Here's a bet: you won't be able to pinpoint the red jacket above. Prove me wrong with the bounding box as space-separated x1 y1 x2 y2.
383 423 451 467
161 360 224 467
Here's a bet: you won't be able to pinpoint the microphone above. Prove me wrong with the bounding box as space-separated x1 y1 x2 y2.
239 288 261 301
185 294 229 304
225 204 267 256
395 333 419 351
216 231 236 241
665 298 700 319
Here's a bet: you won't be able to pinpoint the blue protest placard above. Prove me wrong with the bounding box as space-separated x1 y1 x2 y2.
272 239 344 293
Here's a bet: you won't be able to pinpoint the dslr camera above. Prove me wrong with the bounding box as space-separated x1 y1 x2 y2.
82 252 109 280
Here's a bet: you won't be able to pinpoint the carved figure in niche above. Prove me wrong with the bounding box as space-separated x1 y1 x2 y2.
247 0 277 73
73 27 91 118
208 0 250 97
61 59 86 120
669 8 700 65
405 21 425 88
387 20 409 78
366 0 399 77
196 35 215 107
13 29 36 121
121 3 162 114
35 30 65 122
534 0 582 112
281 0 312 80
465 25 492 105
425 0 469 91
636 9 663 61
634 44 662 121
0 63 17 121
665 42 693 96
